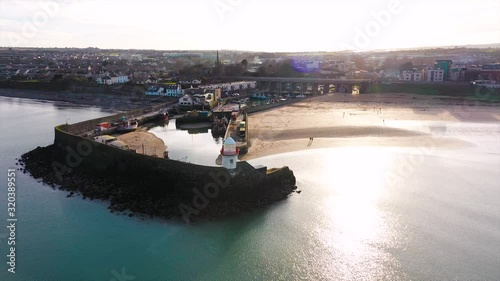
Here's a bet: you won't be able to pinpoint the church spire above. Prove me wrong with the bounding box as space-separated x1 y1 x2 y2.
214 50 223 75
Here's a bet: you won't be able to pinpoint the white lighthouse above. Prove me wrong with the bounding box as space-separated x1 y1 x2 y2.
221 137 239 171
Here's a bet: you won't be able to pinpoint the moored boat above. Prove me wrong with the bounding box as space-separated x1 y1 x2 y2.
157 109 169 121
117 119 138 133
211 116 228 137
175 110 211 126
95 122 111 133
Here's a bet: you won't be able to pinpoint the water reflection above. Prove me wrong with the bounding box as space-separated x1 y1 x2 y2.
176 124 211 135
319 148 396 279
148 119 223 166
248 148 409 280
0 96 105 111
2 96 499 281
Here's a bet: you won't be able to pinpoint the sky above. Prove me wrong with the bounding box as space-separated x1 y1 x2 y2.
1 0 499 52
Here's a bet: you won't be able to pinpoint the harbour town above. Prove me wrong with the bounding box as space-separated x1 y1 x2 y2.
16 82 307 222
16 70 500 222
2 1 500 279
9 48 500 222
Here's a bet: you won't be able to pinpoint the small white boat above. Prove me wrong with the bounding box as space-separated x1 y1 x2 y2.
117 120 138 133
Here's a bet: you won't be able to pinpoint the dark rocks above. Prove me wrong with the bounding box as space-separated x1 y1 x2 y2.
19 144 298 223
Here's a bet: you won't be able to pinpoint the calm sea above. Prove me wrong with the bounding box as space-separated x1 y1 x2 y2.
0 96 499 281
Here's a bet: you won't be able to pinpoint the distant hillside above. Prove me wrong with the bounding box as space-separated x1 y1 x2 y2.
1 43 499 54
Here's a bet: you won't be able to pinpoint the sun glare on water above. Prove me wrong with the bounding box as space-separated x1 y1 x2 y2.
321 147 391 236
311 147 399 278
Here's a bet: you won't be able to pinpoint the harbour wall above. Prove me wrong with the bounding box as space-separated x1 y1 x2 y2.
246 98 300 114
65 102 174 135
54 120 294 202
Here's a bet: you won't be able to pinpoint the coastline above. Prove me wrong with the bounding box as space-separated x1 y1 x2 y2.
15 100 297 223
4 88 499 161
9 90 500 223
242 93 500 160
0 88 160 111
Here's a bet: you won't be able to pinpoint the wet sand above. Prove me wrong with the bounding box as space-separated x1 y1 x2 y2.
242 93 500 160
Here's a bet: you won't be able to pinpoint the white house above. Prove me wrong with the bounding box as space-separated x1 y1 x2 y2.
165 84 182 97
200 81 256 92
422 68 444 82
145 86 165 96
115 74 129 83
97 75 113 85
96 72 129 85
401 70 422 81
178 94 193 107
179 78 202 85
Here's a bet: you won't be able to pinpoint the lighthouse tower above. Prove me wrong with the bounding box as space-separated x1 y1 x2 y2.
221 137 239 170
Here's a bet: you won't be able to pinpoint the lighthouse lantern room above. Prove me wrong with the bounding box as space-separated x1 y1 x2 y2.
221 137 239 170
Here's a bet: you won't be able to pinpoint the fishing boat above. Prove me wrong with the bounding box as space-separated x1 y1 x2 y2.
175 111 211 126
211 117 228 137
95 122 111 133
117 119 138 133
157 109 169 121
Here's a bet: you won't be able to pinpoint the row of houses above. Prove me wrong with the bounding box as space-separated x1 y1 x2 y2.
401 68 445 82
95 72 129 85
142 80 260 98
200 81 257 91
400 60 452 82
178 88 222 109
402 67 500 82
178 78 202 85
145 83 183 97
400 60 500 82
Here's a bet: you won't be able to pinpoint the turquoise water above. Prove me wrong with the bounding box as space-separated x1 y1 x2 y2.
0 96 499 280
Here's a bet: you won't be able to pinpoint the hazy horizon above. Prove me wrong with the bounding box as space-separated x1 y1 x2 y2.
1 0 499 52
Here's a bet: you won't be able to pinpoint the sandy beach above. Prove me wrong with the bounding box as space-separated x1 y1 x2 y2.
117 129 167 158
242 93 500 160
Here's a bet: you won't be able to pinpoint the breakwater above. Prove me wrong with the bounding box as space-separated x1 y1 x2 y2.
19 102 297 222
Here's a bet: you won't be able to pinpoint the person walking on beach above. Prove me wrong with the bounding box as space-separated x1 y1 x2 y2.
307 137 314 147
343 112 345 118
307 138 314 147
